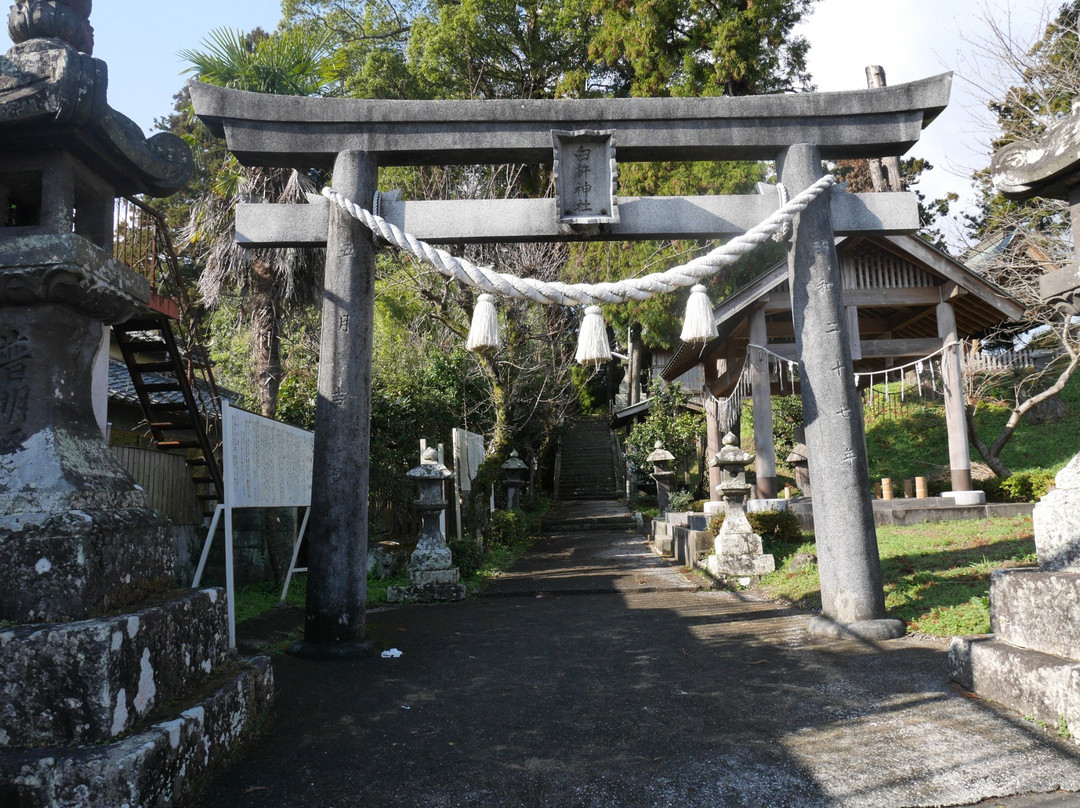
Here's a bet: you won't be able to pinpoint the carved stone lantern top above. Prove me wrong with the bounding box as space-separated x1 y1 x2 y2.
991 98 1080 202
408 447 453 481
646 441 675 465
501 449 528 472
712 432 753 500
9 0 95 54
0 0 193 197
714 431 754 466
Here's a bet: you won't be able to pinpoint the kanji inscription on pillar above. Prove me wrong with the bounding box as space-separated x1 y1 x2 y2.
552 129 619 227
0 329 30 454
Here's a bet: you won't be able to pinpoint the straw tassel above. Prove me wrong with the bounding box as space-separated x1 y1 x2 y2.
680 284 718 343
575 305 612 365
466 293 501 353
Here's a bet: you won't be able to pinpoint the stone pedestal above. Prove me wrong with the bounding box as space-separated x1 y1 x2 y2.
0 237 176 622
950 107 1080 723
951 453 1080 735
388 448 466 603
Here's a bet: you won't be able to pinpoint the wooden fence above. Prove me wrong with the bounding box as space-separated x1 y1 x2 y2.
110 446 202 526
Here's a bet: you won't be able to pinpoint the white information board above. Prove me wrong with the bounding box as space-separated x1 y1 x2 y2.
193 403 315 648
223 404 314 508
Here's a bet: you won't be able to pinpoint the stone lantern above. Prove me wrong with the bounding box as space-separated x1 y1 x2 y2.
388 447 466 603
502 449 528 510
706 433 775 579
784 428 812 497
647 440 676 513
0 4 272 803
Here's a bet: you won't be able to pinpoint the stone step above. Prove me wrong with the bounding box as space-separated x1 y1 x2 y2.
542 513 639 531
990 568 1080 659
950 635 1080 738
0 656 274 808
0 589 231 748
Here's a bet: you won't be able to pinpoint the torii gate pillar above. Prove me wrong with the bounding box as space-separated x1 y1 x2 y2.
293 150 377 657
780 144 904 640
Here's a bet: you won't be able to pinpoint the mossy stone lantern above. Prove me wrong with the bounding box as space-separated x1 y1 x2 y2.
714 432 753 506
388 447 465 602
707 433 775 579
502 449 528 510
647 440 676 513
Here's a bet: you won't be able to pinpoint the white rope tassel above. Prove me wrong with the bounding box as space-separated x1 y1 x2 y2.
576 306 612 365
680 284 718 343
466 293 501 353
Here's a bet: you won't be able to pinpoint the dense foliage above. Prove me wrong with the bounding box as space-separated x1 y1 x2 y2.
163 0 820 534
625 379 704 474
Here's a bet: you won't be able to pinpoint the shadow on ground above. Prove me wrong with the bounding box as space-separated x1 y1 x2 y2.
201 502 1080 808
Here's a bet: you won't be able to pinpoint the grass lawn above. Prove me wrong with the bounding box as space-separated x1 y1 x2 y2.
756 514 1038 637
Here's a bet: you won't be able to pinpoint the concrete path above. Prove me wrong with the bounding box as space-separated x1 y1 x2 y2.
199 502 1080 808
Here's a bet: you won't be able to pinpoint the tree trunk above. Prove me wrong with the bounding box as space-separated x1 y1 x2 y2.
628 330 643 405
468 354 512 532
966 347 1080 479
250 255 281 419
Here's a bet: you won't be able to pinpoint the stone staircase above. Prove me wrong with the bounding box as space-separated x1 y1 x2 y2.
557 416 620 500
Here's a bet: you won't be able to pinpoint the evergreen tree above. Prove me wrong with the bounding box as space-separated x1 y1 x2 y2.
179 27 339 418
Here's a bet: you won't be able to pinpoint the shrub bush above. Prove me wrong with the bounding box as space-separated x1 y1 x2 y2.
708 509 803 545
667 489 696 512
974 470 1056 503
486 508 544 547
447 535 485 578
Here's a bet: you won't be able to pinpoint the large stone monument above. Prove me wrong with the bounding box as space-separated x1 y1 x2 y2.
950 99 1080 732
0 4 271 804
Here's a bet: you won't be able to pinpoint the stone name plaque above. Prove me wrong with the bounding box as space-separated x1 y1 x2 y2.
552 129 619 227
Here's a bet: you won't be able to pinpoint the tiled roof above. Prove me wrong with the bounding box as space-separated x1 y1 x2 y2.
107 359 241 415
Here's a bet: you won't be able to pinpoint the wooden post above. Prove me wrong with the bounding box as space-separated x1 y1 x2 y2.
298 150 378 656
748 307 777 498
866 66 904 192
936 300 973 492
703 357 723 499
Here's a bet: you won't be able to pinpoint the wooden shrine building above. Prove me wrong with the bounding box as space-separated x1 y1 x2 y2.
662 234 1025 498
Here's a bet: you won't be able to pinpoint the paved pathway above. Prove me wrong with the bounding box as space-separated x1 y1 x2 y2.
200 502 1080 808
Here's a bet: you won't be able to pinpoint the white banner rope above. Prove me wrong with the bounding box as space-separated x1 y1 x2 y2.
321 175 837 307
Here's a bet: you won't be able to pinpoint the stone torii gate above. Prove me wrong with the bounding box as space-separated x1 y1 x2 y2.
191 74 952 648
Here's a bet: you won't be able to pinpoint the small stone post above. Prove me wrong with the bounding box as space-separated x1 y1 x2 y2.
706 433 775 579
502 449 528 510
388 448 466 603
647 441 676 513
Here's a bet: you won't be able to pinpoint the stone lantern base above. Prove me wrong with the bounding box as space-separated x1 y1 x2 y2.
387 565 466 603
706 506 776 579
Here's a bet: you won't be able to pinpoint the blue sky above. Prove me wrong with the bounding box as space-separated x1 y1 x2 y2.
2 1 284 131
3 0 1049 247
